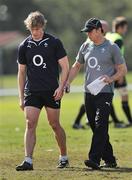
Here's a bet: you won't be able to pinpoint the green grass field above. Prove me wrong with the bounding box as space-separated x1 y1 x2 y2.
0 73 132 180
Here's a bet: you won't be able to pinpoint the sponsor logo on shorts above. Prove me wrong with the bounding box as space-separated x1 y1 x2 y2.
105 102 110 106
55 101 59 105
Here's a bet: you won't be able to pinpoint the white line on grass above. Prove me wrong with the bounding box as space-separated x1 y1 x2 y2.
1 84 132 96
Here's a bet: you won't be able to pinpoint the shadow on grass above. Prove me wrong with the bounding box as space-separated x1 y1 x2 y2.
68 166 132 173
99 167 132 173
37 166 132 173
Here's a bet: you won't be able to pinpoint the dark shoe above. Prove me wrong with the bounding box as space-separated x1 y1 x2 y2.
16 161 33 171
57 159 69 168
84 159 100 170
100 161 117 168
125 122 132 127
114 122 126 128
72 123 85 129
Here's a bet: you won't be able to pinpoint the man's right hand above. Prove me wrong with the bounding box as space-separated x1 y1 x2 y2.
19 97 24 111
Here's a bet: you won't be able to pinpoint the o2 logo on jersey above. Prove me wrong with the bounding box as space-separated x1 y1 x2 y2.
33 55 47 69
87 57 100 71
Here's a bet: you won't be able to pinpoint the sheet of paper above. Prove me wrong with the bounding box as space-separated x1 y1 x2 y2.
87 76 107 95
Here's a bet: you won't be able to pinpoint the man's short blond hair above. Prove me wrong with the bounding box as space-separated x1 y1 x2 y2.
24 11 47 30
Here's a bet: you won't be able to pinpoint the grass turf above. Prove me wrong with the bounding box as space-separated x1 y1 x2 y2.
0 73 132 179
0 92 132 180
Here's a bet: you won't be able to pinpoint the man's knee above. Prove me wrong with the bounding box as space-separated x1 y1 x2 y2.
26 118 37 129
49 120 60 131
118 87 128 97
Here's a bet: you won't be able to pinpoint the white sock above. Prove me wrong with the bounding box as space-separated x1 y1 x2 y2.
25 157 33 164
59 155 68 161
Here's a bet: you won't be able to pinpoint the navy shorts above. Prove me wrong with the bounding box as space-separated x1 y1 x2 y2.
24 90 61 109
114 76 127 88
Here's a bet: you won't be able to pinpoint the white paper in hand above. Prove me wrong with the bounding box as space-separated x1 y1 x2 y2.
87 76 107 95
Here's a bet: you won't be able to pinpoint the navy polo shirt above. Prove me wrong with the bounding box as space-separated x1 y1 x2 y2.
17 33 67 91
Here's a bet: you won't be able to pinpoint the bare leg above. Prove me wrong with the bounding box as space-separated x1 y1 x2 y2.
119 87 132 123
45 107 67 156
24 106 41 157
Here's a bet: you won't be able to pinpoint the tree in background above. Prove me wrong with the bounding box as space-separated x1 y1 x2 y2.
0 0 39 32
0 0 132 71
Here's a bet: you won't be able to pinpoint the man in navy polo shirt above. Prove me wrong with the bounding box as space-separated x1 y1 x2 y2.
16 11 69 171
